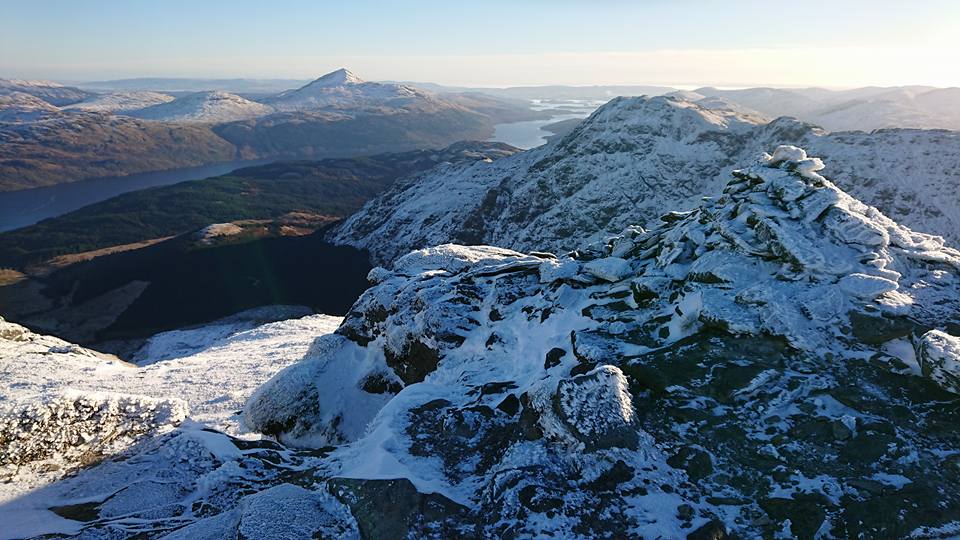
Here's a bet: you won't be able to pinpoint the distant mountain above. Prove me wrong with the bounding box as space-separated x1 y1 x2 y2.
403 81 676 101
265 68 442 112
127 90 274 122
331 95 960 264
694 87 825 118
0 78 92 106
63 91 175 113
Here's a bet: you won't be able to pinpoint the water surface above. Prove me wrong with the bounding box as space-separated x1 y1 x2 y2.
489 99 605 149
0 160 268 232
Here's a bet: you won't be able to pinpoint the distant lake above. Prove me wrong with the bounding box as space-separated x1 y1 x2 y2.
0 160 268 232
490 99 605 149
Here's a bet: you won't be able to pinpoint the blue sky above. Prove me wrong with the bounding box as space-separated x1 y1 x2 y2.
2 0 958 87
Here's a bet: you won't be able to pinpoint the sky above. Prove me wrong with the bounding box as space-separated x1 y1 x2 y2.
2 0 959 88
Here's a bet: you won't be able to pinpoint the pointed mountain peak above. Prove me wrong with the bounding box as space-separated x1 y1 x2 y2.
310 68 364 87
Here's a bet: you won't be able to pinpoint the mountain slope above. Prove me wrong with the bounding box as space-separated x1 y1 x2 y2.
128 90 274 122
331 96 960 264
0 112 237 191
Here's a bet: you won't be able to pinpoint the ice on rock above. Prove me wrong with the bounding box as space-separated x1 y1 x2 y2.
555 365 638 450
161 483 359 540
0 391 187 482
837 273 899 299
916 330 960 394
392 243 534 276
583 256 632 282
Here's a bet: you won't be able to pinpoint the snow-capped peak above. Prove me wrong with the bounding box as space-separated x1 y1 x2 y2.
267 68 429 112
307 68 365 87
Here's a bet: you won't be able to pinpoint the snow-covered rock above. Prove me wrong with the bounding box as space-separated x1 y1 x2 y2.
555 365 638 450
0 391 186 484
0 310 352 538
330 95 960 263
247 147 960 537
916 330 960 394
128 90 273 122
160 483 359 540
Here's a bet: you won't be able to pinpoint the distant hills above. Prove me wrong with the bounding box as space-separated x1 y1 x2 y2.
127 90 274 122
0 70 540 191
0 112 238 191
688 86 960 132
0 78 92 106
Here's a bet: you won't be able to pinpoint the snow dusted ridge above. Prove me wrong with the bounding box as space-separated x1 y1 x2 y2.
0 92 64 123
248 147 960 537
127 90 274 122
63 91 175 113
330 95 960 264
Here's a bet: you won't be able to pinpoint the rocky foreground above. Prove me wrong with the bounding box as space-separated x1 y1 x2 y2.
2 147 960 539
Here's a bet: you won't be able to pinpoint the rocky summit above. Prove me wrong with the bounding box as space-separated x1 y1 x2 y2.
239 146 960 538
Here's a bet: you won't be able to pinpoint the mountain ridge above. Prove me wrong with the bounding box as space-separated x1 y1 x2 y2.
330 95 960 264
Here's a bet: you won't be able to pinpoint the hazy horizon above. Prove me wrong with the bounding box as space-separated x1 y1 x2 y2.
3 0 958 88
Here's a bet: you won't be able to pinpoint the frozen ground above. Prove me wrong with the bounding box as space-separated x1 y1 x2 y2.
0 307 341 507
